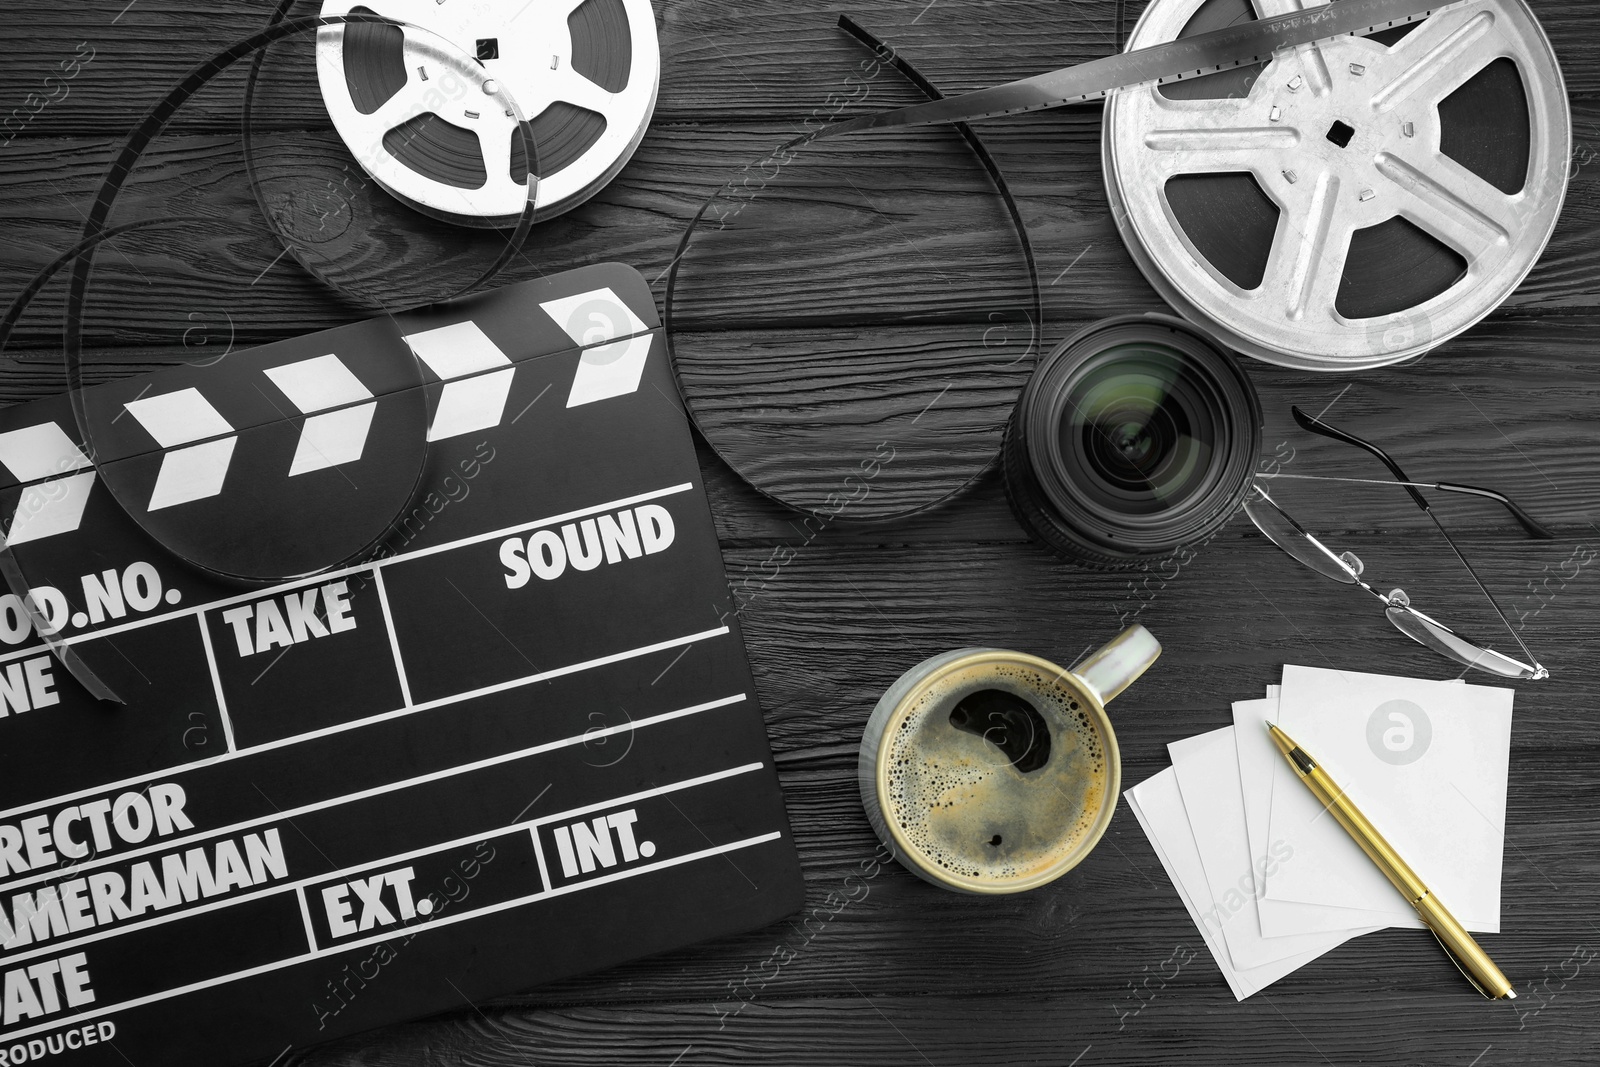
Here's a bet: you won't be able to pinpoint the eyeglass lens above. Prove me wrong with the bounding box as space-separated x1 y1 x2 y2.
1385 603 1539 680
1245 487 1542 681
1243 492 1362 585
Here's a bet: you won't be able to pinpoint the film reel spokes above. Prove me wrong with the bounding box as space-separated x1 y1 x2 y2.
317 0 659 224
1104 0 1569 370
316 9 536 223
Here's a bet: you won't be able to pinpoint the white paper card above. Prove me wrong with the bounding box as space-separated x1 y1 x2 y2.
1126 769 1360 1000
1231 697 1410 936
1263 665 1512 932
1170 727 1381 967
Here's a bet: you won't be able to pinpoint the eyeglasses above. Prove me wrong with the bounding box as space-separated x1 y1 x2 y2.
1245 406 1550 681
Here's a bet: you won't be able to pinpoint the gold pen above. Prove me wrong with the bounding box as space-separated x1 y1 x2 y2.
1267 723 1516 1000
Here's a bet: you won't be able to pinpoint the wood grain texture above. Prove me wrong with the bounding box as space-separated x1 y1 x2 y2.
273 534 1600 1063
3 0 1599 1064
1 1 1596 133
284 991 1600 1067
5 101 1600 348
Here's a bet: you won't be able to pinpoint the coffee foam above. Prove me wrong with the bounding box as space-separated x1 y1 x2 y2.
883 661 1107 884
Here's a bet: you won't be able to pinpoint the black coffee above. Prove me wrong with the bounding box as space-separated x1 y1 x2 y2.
884 660 1108 885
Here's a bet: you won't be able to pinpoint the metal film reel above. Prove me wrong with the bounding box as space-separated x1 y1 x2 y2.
1103 0 1570 371
317 0 659 225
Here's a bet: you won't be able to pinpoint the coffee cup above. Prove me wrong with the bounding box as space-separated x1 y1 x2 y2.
858 625 1159 893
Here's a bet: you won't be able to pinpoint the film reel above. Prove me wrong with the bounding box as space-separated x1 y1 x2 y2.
317 0 659 226
1103 0 1570 371
245 3 540 308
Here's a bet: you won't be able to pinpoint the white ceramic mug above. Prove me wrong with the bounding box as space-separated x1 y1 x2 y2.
858 625 1160 894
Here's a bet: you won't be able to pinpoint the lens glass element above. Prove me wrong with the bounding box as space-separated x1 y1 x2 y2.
1057 343 1215 517
1005 315 1261 566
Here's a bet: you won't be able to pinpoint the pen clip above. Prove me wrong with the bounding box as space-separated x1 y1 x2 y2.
1427 924 1493 1000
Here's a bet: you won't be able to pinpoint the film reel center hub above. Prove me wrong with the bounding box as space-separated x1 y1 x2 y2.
1104 0 1569 371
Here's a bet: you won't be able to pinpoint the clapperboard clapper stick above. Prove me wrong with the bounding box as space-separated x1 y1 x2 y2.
0 264 801 1067
817 0 1457 137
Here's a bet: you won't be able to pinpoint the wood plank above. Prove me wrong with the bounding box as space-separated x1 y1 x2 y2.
675 313 1600 530
294 532 1592 1012
0 123 1051 345
7 304 1595 536
2 103 1598 349
3 5 1598 1064
0 1 1594 136
288 989 1600 1066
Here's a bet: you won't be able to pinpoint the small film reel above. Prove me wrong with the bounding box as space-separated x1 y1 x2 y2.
317 0 659 226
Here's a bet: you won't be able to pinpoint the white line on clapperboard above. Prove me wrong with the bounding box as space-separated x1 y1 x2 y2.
193 611 239 754
369 566 413 710
0 481 696 662
0 749 761 968
293 885 318 960
0 480 704 822
0 828 783 1044
0 478 762 1033
0 623 731 836
0 690 748 897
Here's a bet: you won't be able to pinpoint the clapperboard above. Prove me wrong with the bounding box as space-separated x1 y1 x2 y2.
0 263 801 1066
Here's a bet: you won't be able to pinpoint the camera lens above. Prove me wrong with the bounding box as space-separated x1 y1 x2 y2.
1004 315 1261 569
1065 347 1215 516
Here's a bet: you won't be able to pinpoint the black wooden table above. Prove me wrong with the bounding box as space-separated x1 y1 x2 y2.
3 1 1597 1063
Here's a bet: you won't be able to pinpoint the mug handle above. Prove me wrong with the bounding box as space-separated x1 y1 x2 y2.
1071 624 1161 706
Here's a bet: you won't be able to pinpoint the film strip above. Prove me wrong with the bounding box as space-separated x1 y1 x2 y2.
662 17 1043 525
240 4 537 311
822 0 1569 372
818 0 1458 135
0 13 538 595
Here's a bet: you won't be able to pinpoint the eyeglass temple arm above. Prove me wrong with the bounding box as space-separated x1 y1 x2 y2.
1290 407 1554 540
1432 482 1555 540
1291 406 1429 509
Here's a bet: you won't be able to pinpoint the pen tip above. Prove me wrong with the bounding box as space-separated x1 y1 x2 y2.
1505 989 1518 1000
